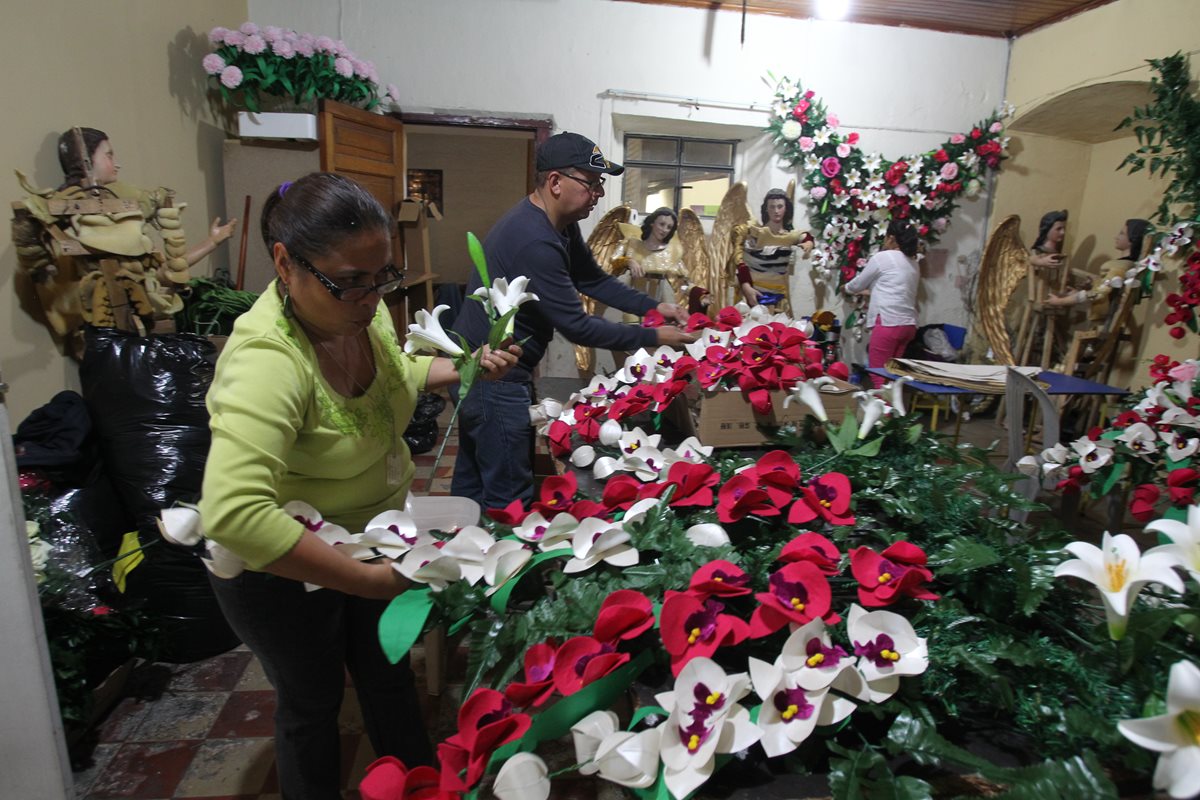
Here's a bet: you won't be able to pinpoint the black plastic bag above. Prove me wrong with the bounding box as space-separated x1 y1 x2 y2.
404 392 446 455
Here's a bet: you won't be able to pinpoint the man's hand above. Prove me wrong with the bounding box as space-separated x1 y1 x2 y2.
478 342 523 381
656 326 699 347
655 302 689 326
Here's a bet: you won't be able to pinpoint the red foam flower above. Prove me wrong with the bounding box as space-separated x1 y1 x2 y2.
602 474 649 512
531 473 578 518
486 499 530 526
779 531 842 576
664 461 719 508
660 591 750 675
594 589 655 644
547 419 573 458
688 560 752 599
716 306 744 330
360 756 450 800
439 687 531 791
749 561 838 637
754 450 802 507
552 636 630 695
642 308 665 328
850 541 939 607
1129 484 1162 523
826 361 850 381
503 642 557 708
788 472 855 526
717 472 781 523
1167 467 1199 505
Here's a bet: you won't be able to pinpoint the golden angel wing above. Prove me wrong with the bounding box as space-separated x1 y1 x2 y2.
676 208 708 297
587 205 633 274
975 215 1028 366
706 182 752 308
786 178 796 204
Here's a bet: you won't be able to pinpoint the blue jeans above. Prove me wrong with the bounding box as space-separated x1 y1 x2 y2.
209 571 432 799
451 380 534 510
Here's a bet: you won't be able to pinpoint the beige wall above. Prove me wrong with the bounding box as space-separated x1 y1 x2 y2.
0 1 246 428
404 127 531 286
996 0 1200 389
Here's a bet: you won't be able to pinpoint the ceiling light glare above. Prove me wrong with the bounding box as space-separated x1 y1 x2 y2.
814 0 850 22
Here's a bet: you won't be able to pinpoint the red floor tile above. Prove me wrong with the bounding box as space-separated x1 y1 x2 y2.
87 740 201 798
167 652 254 693
207 691 276 739
97 698 151 744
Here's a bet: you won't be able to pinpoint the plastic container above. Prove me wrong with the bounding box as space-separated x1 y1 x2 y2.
406 495 481 533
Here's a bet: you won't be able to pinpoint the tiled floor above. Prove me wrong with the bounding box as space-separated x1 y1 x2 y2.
67 388 1111 799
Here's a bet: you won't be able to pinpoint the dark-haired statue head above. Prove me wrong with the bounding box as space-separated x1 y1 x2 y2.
1123 218 1151 261
57 127 117 188
760 188 794 231
641 207 678 244
1033 209 1068 253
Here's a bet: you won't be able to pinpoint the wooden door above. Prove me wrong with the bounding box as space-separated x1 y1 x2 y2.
318 101 428 326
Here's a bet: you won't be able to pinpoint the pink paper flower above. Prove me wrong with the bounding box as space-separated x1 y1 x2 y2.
207 26 230 46
239 22 259 35
940 162 959 181
809 186 827 200
836 143 851 158
294 36 315 57
1168 361 1198 384
202 53 226 75
220 66 244 89
893 183 910 197
314 35 336 53
826 114 840 129
821 157 841 178
989 121 1004 133
334 57 354 78
271 39 295 58
223 30 245 48
242 33 266 55
798 136 815 152
950 133 966 144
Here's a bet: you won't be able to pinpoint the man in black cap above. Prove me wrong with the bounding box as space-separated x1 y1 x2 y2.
450 131 696 509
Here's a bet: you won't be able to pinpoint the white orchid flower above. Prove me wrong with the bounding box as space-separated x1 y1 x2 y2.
513 511 554 545
202 541 246 579
403 304 464 357
616 427 663 459
666 436 712 464
440 525 496 584
1054 531 1185 640
621 498 665 526
474 275 538 319
1070 437 1115 474
686 329 731 361
158 504 204 547
593 456 622 481
1145 504 1200 586
1116 422 1161 459
1136 383 1180 414
344 510 435 560
649 345 684 377
572 710 619 774
685 523 731 547
1162 224 1193 257
482 540 532 596
529 397 564 426
1015 455 1042 477
531 512 579 553
492 752 550 800
747 656 864 757
563 518 638 574
570 445 596 468
655 657 761 800
575 374 623 405
847 604 929 703
779 619 854 691
397 544 461 592
620 446 668 482
594 727 662 789
784 376 835 422
283 500 353 546
618 349 659 385
854 393 889 439
1162 407 1200 429
1160 430 1200 461
1118 660 1200 799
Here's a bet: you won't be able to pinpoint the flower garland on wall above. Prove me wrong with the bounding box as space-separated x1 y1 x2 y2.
765 77 1010 288
202 22 401 113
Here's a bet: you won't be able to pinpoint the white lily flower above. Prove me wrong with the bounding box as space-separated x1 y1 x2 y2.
572 710 619 774
1116 422 1161 459
888 376 910 416
1145 504 1200 586
482 540 532 596
1160 430 1200 461
158 505 204 547
1070 437 1115 474
492 752 550 800
863 153 883 172
594 727 662 789
403 304 464 357
855 393 889 439
396 545 461 591
656 658 761 800
685 523 731 547
476 275 538 318
1118 660 1200 799
563 518 638 574
440 525 496 584
570 445 596 468
1054 531 1185 640
784 376 835 422
1136 383 1180 414
812 127 832 146
847 604 929 702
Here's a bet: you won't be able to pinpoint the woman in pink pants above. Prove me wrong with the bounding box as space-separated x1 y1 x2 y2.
845 219 920 387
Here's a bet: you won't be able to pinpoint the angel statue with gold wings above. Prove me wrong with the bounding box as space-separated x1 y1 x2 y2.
727 183 814 316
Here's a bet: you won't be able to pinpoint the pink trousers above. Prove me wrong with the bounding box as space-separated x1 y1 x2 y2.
868 319 916 387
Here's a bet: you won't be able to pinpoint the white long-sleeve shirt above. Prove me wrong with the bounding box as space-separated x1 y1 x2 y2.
845 249 919 328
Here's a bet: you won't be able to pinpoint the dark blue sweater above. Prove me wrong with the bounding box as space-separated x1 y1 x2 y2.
451 198 659 382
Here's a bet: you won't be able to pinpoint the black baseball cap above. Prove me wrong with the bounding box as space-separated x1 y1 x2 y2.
536 132 624 176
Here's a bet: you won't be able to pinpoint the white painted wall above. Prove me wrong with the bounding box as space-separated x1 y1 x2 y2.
246 0 1010 371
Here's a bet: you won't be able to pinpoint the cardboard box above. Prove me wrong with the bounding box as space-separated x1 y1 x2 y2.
690 378 859 448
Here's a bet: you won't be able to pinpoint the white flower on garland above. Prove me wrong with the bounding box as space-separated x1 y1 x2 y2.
396 544 461 591
493 752 551 800
1160 430 1199 460
863 153 883 172
403 304 464 357
844 169 862 187
1118 660 1200 799
1163 224 1193 256
563 518 638 573
812 127 833 146
1115 422 1162 459
804 154 822 172
780 119 803 141
1145 504 1200 586
847 604 929 703
748 652 864 757
909 190 928 209
960 150 980 170
440 525 496 585
482 540 533 597
1070 437 1116 474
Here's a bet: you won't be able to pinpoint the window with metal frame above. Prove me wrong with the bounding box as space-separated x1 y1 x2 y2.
621 135 736 218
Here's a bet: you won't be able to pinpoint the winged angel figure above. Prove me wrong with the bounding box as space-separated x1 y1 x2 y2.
969 214 1030 365
575 184 757 372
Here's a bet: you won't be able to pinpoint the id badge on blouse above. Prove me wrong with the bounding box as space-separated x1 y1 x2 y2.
386 451 405 487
